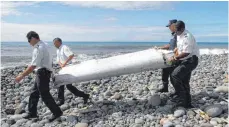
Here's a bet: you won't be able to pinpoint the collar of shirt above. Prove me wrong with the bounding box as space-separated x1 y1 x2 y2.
58 44 63 50
33 41 42 48
178 30 188 38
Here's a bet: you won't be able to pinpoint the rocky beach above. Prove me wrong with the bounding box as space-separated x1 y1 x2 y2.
1 54 228 127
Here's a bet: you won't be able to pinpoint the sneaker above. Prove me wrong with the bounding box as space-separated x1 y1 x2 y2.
158 88 169 93
48 112 63 122
83 94 90 104
23 113 38 119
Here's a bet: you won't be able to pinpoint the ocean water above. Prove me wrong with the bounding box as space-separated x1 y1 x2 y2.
1 42 228 69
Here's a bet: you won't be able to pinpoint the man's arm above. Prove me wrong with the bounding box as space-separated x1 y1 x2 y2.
175 53 190 60
15 48 42 83
159 44 170 50
21 66 36 77
62 46 74 67
62 54 74 67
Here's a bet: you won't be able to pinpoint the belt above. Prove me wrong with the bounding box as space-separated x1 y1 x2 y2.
175 55 198 65
34 68 52 74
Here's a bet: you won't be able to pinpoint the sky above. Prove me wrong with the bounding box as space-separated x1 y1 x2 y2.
1 1 228 42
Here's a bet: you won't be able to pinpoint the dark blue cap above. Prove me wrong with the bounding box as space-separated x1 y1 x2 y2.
166 19 177 27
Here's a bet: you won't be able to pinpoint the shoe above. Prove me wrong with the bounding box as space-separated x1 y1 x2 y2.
49 112 63 122
83 94 90 104
157 87 168 93
23 113 38 119
170 92 178 98
56 100 64 106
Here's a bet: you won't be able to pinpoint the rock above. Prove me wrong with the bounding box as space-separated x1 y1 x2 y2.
39 119 49 125
187 110 195 117
15 108 25 114
160 118 169 125
209 121 217 126
214 86 228 93
5 108 15 115
135 118 144 124
31 123 42 127
16 119 27 125
7 119 16 125
60 104 70 111
66 115 77 123
111 93 122 100
200 123 214 127
10 114 23 121
204 105 223 117
148 94 161 106
104 91 112 96
75 123 88 127
163 121 174 127
174 108 186 118
1 123 10 127
132 124 142 127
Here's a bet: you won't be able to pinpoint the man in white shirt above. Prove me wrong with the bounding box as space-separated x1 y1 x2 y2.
168 21 199 108
15 31 62 122
53 38 90 106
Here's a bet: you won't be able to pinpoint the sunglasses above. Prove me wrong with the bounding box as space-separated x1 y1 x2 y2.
28 37 32 43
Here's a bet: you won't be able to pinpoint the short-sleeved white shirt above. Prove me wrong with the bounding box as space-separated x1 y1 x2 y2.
176 30 199 60
56 45 74 64
31 41 53 71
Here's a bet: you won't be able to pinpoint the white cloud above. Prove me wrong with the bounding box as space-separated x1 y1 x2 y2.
60 1 174 10
1 22 170 42
1 1 40 16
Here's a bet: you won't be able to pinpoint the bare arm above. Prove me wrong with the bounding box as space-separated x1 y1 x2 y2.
62 54 74 67
159 44 170 50
175 53 190 60
15 65 36 83
21 66 36 77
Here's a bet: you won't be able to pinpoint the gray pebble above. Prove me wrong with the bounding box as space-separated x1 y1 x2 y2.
1 123 10 127
200 123 214 127
148 94 161 106
204 105 223 117
31 123 42 127
135 118 144 124
174 108 186 118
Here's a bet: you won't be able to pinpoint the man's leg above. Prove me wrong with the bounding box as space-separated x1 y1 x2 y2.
170 58 198 108
66 84 90 104
57 85 65 106
183 72 193 107
24 82 39 119
170 64 192 108
36 69 62 122
159 67 174 92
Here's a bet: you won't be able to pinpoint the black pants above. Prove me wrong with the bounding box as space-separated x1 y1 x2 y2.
28 68 62 116
58 84 87 102
170 55 198 106
162 67 175 89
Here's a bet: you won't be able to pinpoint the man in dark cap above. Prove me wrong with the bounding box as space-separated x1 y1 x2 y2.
15 31 63 122
157 19 177 96
168 20 199 108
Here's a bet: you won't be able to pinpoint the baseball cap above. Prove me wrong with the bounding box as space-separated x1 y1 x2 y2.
166 19 177 27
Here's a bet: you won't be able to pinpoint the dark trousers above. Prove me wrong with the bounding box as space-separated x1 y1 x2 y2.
170 55 198 106
58 84 87 102
28 68 62 116
162 67 175 89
